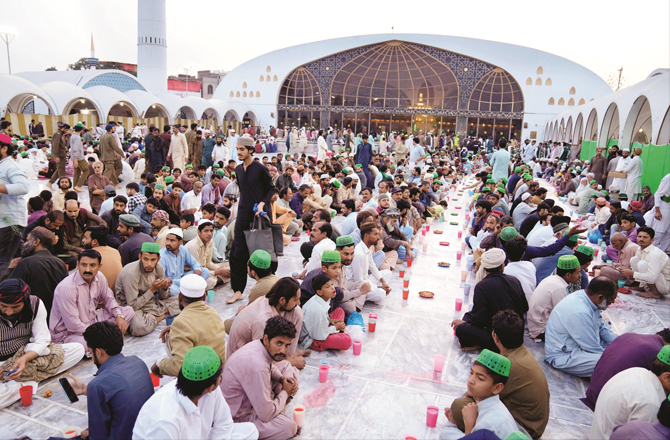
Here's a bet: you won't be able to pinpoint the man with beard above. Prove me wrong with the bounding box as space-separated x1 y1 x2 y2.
185 220 231 290
46 124 69 190
1 227 68 317
62 322 154 440
150 209 170 248
117 214 154 266
159 228 209 296
150 274 226 378
114 242 179 337
0 279 84 410
50 249 135 351
221 315 300 439
100 195 127 249
63 200 107 257
212 207 231 263
227 277 307 370
80 225 122 289
181 180 203 216
52 176 73 211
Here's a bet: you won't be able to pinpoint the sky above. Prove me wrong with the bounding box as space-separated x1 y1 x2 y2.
1 0 668 88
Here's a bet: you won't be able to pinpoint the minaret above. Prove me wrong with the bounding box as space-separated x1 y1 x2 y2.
137 0 167 94
86 33 99 70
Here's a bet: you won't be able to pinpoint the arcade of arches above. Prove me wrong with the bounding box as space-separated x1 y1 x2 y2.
277 41 524 140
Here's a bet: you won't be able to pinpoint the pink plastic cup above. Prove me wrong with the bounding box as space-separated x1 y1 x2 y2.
426 405 439 427
461 242 467 251
426 225 430 232
461 270 467 281
402 289 409 300
594 248 599 256
455 298 463 311
405 436 418 440
434 354 445 372
457 230 463 239
456 251 462 260
19 385 32 406
293 405 306 427
399 269 405 278
352 340 362 356
422 229 426 236
319 364 329 383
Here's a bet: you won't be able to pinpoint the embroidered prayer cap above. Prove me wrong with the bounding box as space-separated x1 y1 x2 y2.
152 210 169 222
504 431 531 440
595 197 607 206
141 242 160 254
521 193 531 202
475 349 511 377
514 167 522 173
181 345 221 381
500 226 518 242
320 174 329 179
557 255 580 270
249 249 272 269
497 182 505 188
167 227 183 239
162 166 170 171
618 193 628 199
119 214 140 228
563 230 579 242
336 235 355 247
342 168 350 175
237 136 255 147
165 176 174 184
481 186 491 192
180 273 207 298
657 345 670 366
575 245 595 258
321 250 341 263
0 279 31 305
154 184 165 190
553 223 569 234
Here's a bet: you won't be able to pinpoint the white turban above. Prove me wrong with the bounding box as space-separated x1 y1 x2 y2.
481 248 506 269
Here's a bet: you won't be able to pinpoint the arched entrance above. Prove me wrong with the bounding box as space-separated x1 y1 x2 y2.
599 103 620 148
585 109 599 141
573 113 584 144
107 102 137 118
622 96 652 147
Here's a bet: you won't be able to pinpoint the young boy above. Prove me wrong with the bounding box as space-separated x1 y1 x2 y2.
201 203 216 221
300 250 345 310
180 213 197 243
299 272 352 351
440 349 521 440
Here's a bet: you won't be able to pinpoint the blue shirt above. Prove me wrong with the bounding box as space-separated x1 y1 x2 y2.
159 245 203 280
340 212 358 236
409 144 425 168
87 354 154 440
532 245 574 284
289 192 304 219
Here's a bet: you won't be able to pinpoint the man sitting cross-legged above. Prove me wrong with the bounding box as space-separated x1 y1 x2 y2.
184 219 230 290
222 315 300 440
0 279 84 409
228 276 308 369
115 242 180 337
448 310 550 439
159 228 211 296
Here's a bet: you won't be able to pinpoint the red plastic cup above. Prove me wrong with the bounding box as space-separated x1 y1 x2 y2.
458 230 463 239
319 364 329 382
399 269 405 278
426 225 430 232
352 340 362 355
456 251 462 260
426 405 439 427
406 258 413 267
455 298 463 311
403 279 410 288
368 313 377 332
150 373 160 387
594 248 599 256
19 385 33 406
402 289 409 300
405 436 418 440
422 229 426 236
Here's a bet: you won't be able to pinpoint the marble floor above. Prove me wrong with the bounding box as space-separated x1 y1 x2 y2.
4 166 669 439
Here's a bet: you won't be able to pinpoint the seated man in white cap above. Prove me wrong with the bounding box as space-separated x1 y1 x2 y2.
0 279 85 409
135 345 258 440
222 316 300 440
114 242 180 337
158 228 211 296
150 274 226 378
184 220 230 290
451 248 528 352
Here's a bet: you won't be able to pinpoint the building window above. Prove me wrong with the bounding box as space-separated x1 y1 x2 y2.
558 97 565 105
548 97 555 105
569 87 576 94
468 68 524 113
259 75 264 81
207 85 214 94
568 98 575 106
526 77 533 85
266 66 271 72
229 91 234 98
273 75 278 81
236 91 240 97
256 91 260 98
266 75 271 82
579 98 586 105
243 91 247 97
537 66 543 75
545 78 552 86
242 82 247 88
535 78 542 86
279 67 322 106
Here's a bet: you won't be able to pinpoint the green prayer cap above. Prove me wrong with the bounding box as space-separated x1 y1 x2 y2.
20 152 27 157
249 249 271 269
497 182 505 188
563 230 579 242
505 431 531 440
476 349 510 377
19 136 24 140
141 149 145 153
502 177 508 184
217 169 225 176
432 172 438 178
599 190 608 196
557 255 580 270
618 193 627 198
336 235 355 247
331 179 341 188
426 153 430 157
154 184 165 190
141 242 160 254
487 179 495 184
657 345 670 366
181 346 221 381
589 180 597 185
496 187 506 194
74 122 84 128
162 166 170 171
575 245 595 258
514 167 522 173
481 186 491 192
321 250 341 263
165 176 174 184
342 169 350 175
524 174 532 181
212 163 220 168
433 180 442 186
500 227 518 242
185 164 193 169
285 153 290 158
355 163 362 168
232 172 236 177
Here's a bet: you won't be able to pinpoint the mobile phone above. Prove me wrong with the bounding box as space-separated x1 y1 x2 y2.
58 378 79 403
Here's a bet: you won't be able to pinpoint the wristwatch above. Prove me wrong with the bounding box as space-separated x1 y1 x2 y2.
116 314 125 319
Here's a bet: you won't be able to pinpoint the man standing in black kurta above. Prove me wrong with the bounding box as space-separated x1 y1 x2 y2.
228 136 275 303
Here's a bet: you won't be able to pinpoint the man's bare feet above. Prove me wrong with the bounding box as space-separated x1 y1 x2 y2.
74 186 84 192
288 356 306 369
45 183 53 190
294 349 311 358
637 286 661 299
460 345 481 352
295 427 302 436
226 291 244 304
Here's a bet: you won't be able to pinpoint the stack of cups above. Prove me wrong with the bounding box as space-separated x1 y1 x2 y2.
403 274 410 288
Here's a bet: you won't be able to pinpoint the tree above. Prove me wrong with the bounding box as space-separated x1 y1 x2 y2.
45 66 57 71
67 57 137 77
